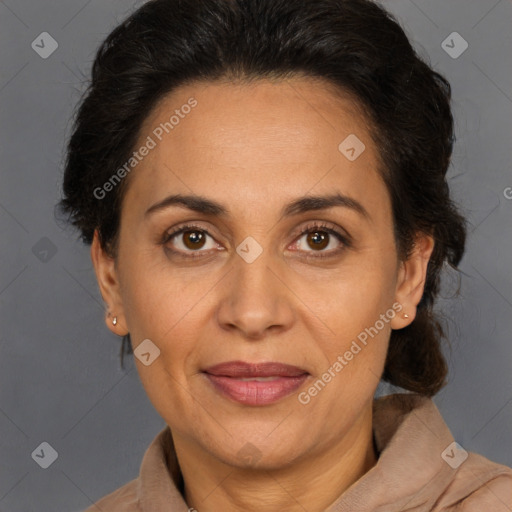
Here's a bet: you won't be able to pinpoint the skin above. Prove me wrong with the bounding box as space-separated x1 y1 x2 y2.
91 76 434 512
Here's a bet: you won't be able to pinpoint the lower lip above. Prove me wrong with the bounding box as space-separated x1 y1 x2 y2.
204 373 309 406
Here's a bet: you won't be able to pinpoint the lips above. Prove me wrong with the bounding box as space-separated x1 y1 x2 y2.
204 361 308 378
203 361 309 406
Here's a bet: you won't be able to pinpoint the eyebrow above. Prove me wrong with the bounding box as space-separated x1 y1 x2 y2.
145 192 370 220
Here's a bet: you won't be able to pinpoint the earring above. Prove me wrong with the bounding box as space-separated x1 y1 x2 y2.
112 316 118 326
403 313 409 319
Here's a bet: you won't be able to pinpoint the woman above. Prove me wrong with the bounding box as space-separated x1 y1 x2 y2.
59 0 512 510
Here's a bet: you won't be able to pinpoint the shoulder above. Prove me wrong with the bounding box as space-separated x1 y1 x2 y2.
434 451 512 511
82 478 142 512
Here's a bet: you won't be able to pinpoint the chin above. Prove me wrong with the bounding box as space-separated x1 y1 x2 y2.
205 429 307 471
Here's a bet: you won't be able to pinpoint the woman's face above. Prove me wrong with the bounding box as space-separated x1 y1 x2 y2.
92 77 432 469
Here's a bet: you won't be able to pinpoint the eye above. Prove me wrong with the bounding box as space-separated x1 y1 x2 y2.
162 224 220 258
289 222 350 259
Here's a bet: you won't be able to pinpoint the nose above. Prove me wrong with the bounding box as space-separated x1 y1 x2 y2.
215 247 295 340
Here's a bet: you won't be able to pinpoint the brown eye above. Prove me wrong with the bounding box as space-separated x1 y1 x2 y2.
182 230 206 250
162 224 219 256
306 231 330 251
289 223 349 260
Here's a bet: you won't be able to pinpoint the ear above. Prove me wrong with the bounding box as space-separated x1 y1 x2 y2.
390 232 435 330
90 229 128 335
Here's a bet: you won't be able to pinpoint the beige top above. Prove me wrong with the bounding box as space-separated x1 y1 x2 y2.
84 393 512 511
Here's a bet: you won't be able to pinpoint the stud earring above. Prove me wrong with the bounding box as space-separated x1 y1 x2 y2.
403 313 409 319
112 316 118 326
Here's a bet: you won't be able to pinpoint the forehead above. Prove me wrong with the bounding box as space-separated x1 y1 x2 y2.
143 76 373 152
122 77 387 219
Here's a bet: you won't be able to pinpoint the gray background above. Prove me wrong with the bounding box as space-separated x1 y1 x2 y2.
0 0 511 510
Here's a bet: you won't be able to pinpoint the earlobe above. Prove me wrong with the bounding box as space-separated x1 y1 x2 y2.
390 233 434 330
90 230 128 335
105 310 118 331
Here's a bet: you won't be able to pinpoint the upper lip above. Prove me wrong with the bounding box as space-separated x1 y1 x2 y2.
203 361 308 378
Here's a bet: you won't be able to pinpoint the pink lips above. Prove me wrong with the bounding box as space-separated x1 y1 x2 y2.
203 361 309 406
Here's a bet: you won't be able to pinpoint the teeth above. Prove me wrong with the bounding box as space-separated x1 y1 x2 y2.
238 377 280 381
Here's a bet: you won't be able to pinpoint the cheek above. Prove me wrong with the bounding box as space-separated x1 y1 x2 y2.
117 258 207 417
322 293 392 380
298 255 396 340
295 258 397 404
118 246 217 359
300 275 395 421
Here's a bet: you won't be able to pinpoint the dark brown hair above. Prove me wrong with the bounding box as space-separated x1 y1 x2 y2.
58 0 467 396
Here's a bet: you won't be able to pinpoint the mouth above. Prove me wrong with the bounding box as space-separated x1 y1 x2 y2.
202 361 309 406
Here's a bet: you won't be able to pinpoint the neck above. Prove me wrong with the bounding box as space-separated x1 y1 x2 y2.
173 404 377 512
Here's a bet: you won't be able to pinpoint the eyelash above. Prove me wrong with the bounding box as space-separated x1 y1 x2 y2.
160 222 351 260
